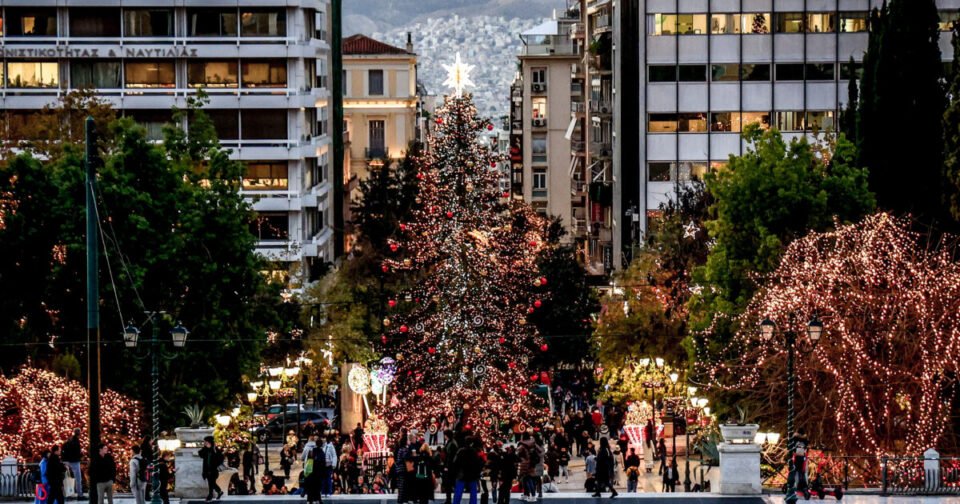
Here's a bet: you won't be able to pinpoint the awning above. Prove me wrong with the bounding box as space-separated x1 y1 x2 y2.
563 117 577 140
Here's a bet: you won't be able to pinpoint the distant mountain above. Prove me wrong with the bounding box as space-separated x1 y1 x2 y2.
343 0 559 33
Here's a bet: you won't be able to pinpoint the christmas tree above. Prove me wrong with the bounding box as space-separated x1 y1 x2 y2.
378 89 550 440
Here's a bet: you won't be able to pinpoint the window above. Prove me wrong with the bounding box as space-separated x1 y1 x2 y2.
532 97 547 119
532 134 547 163
679 113 708 132
806 111 835 131
806 13 835 33
0 12 3 36
242 109 287 140
710 161 729 171
741 13 771 34
532 169 547 198
648 114 677 133
679 162 708 181
124 9 174 37
678 65 707 82
649 14 677 35
199 110 239 140
776 63 805 81
242 60 286 87
71 60 121 88
307 207 325 237
6 8 57 36
532 68 546 83
70 8 121 37
368 69 384 95
711 112 738 132
240 9 286 37
941 11 960 31
368 119 385 156
124 61 176 88
649 65 676 82
775 12 804 33
188 61 239 87
6 61 59 88
840 12 869 32
252 213 288 240
742 112 771 129
712 64 740 82
648 162 673 182
711 14 740 34
841 62 863 80
775 111 805 132
243 162 288 190
188 9 237 36
741 64 770 81
806 63 834 81
677 14 707 35
125 109 171 141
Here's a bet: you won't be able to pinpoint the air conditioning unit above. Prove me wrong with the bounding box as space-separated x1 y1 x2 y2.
533 83 546 93
601 106 610 113
533 118 547 127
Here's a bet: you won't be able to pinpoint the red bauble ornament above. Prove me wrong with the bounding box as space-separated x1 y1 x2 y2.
416 172 423 179
487 124 494 130
382 265 389 272
416 389 424 396
529 240 537 247
400 325 409 333
503 192 510 198
388 299 397 307
381 335 387 343
446 211 454 218
437 118 443 124
534 300 542 308
540 277 547 285
500 384 507 389
533 427 539 432
490 161 497 167
389 243 398 252
498 337 506 344
540 344 549 352
530 374 538 382
528 307 535 314
520 390 529 396
508 362 517 369
464 424 472 431
400 223 407 231
428 347 436 354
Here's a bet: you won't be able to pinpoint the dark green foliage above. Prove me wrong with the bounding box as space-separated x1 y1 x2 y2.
945 25 960 222
840 58 859 141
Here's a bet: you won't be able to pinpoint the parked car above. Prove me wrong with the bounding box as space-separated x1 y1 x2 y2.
263 403 307 420
251 411 332 443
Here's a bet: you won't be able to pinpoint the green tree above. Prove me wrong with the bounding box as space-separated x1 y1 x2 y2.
858 0 947 226
944 25 960 222
688 126 874 412
840 57 859 141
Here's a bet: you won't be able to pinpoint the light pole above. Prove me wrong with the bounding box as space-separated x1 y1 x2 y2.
683 386 696 492
124 315 188 504
759 316 822 504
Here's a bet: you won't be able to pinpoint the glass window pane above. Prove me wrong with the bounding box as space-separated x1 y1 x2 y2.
742 112 771 129
678 65 707 82
252 213 288 240
741 64 770 81
70 8 121 37
7 61 59 87
840 11 869 33
71 60 121 88
711 112 737 132
368 69 383 95
712 64 740 82
711 14 740 34
189 9 236 36
840 62 863 81
775 12 804 33
806 13 835 33
124 61 176 88
243 162 288 190
776 111 804 132
648 163 673 182
679 162 708 181
649 65 676 82
805 111 835 131
240 9 286 36
188 61 239 87
648 114 677 133
242 109 287 140
124 9 174 37
7 8 57 36
677 14 707 35
741 13 771 34
241 60 287 87
776 63 805 81
126 109 172 141
649 14 677 35
678 113 707 132
806 63 834 81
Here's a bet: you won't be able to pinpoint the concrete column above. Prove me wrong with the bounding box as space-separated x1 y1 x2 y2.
714 442 762 494
174 427 215 498
924 448 940 492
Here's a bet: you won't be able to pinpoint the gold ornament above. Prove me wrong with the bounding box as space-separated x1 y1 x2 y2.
396 353 403 360
466 182 474 192
519 318 527 326
383 318 391 327
415 196 422 204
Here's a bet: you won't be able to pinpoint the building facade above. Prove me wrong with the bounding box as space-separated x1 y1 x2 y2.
342 33 418 202
0 1 335 280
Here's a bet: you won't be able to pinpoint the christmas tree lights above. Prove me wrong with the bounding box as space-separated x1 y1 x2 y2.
378 93 550 440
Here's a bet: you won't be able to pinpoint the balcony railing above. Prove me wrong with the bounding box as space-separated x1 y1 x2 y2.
595 14 612 31
571 180 587 192
365 147 388 159
572 140 586 153
571 63 584 77
572 102 586 114
591 142 612 157
521 41 582 56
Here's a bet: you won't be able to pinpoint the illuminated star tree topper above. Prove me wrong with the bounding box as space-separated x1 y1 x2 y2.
442 52 475 98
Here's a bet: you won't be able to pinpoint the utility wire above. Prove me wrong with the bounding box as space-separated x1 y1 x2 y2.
90 183 126 335
94 185 147 313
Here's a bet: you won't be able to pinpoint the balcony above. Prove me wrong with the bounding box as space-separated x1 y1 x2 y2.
571 102 586 115
571 179 587 193
591 100 612 115
571 217 588 236
365 146 388 160
591 142 612 158
571 63 584 78
511 120 523 132
572 140 586 153
531 118 548 129
531 82 547 94
521 41 582 56
594 14 612 32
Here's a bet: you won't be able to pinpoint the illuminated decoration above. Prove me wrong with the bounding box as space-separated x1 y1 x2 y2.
0 366 142 480
373 357 397 384
703 213 960 455
442 52 475 98
362 416 390 458
377 92 551 440
348 366 371 394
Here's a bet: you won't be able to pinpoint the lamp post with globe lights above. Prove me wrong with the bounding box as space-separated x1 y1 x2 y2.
759 315 822 504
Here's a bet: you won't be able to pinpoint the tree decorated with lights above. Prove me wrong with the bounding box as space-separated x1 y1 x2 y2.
377 55 550 439
702 213 960 455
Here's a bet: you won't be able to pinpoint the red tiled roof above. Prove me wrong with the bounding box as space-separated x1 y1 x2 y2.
343 34 410 55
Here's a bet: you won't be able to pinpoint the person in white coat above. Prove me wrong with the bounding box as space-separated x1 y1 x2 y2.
320 435 338 496
128 446 147 504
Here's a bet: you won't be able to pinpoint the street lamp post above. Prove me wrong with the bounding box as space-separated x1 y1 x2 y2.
124 315 188 504
683 386 696 492
760 316 822 504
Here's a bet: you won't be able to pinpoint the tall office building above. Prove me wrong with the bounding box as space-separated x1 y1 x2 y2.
0 1 336 281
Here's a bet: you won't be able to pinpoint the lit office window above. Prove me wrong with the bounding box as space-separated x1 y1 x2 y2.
649 65 676 82
648 162 674 182
775 12 804 33
806 13 835 33
71 60 121 88
710 161 729 171
679 162 708 181
648 14 677 36
710 112 738 132
124 61 176 88
840 12 869 33
648 114 677 133
243 162 289 190
741 13 771 34
124 9 174 37
677 14 707 35
240 9 286 37
742 112 771 129
775 111 805 132
6 8 57 36
806 111 835 131
242 60 287 87
711 64 740 82
678 113 708 132
711 14 740 34
188 61 239 87
941 11 960 31
678 65 707 82
188 9 238 36
6 61 59 88
252 213 289 240
741 64 771 81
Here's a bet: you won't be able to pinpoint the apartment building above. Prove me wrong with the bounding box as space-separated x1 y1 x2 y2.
342 33 418 202
606 0 960 269
0 1 337 281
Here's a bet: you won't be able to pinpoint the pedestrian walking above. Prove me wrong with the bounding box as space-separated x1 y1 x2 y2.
90 444 116 504
128 446 148 504
280 444 294 479
198 436 224 502
662 459 678 492
516 434 538 501
35 450 50 504
155 452 173 504
656 439 667 475
62 429 84 499
46 446 66 504
452 437 482 504
591 437 617 498
625 465 639 493
242 443 257 494
441 430 459 504
321 435 338 495
139 436 153 500
557 447 570 483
